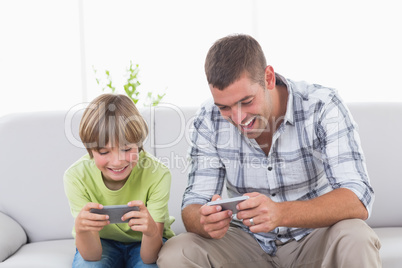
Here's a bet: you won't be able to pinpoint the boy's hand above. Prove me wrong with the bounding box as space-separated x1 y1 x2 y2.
123 201 159 238
75 203 110 234
199 194 232 239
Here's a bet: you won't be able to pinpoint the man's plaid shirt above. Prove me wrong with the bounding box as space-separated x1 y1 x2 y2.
182 74 374 255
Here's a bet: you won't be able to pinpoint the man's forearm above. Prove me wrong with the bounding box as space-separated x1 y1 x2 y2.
182 204 212 238
280 188 368 229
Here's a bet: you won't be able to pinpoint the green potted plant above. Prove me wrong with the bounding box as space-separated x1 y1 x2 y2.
93 60 166 106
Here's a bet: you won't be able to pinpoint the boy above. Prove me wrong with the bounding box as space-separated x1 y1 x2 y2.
64 93 174 267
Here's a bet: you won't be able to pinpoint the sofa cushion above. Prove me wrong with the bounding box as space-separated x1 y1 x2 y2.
0 239 75 267
373 227 402 268
0 212 27 262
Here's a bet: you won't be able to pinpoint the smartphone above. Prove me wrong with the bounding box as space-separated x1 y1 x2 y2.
206 196 249 214
90 205 139 224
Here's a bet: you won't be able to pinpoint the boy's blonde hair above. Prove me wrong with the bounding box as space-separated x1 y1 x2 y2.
79 93 148 158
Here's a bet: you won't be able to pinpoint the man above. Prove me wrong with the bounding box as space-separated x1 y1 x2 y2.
158 34 381 267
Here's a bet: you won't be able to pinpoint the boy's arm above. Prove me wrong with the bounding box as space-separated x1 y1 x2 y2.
75 231 102 261
122 201 164 264
75 203 110 261
140 222 164 263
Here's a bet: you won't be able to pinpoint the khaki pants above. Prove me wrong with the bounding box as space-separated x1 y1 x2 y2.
157 219 381 268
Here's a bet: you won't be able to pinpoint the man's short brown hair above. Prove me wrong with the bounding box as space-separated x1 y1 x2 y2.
204 34 267 90
79 93 148 158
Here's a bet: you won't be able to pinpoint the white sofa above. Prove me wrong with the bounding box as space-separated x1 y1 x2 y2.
0 103 401 267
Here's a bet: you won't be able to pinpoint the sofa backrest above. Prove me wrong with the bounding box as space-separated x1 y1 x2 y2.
0 102 401 243
0 108 154 242
152 105 198 233
0 111 85 242
348 103 402 227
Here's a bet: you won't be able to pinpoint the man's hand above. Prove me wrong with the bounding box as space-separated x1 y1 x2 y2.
236 192 281 233
75 203 110 234
200 195 233 239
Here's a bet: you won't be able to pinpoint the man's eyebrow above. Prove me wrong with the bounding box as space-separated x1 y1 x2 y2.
214 95 254 107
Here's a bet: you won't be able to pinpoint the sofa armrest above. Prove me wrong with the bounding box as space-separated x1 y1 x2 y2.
0 211 27 262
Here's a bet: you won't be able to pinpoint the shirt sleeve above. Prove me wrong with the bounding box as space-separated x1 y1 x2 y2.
316 94 375 217
182 107 226 209
63 168 92 220
146 167 172 224
63 165 94 238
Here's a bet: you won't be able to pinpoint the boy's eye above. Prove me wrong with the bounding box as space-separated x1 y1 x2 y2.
123 148 132 152
99 151 109 155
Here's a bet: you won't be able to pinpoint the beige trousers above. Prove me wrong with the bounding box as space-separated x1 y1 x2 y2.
157 219 381 268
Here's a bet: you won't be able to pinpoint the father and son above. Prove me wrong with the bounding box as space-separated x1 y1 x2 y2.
64 34 382 267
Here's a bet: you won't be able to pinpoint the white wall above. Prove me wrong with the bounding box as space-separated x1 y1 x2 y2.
0 0 82 116
256 0 402 103
82 0 255 107
1 0 401 117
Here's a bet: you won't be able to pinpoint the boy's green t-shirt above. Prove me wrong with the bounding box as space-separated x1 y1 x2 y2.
64 150 175 243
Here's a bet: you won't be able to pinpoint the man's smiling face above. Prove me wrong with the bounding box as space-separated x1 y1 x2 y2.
210 72 273 140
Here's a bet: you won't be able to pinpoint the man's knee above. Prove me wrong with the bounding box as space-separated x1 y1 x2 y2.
158 233 193 257
320 219 381 267
330 219 379 246
329 219 381 260
158 232 205 267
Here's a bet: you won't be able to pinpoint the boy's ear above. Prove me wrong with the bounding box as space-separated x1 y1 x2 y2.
265 65 276 90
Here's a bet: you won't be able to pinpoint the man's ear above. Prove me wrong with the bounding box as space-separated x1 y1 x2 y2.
265 65 276 90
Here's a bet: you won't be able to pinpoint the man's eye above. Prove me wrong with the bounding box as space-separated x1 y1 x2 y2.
242 100 252 105
219 106 229 111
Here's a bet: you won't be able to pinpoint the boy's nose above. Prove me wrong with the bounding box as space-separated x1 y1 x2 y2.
110 152 125 164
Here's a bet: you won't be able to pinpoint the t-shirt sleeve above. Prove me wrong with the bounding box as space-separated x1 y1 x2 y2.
145 167 172 224
63 167 91 220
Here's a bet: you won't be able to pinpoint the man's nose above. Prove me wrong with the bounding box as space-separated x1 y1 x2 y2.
231 104 246 125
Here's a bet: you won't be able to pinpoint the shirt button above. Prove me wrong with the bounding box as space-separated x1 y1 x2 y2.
268 166 273 171
272 193 276 197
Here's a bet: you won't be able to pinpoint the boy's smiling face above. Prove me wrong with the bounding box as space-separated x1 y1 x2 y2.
92 143 139 190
